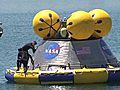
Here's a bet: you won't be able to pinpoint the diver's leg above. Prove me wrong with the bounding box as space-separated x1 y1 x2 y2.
29 54 34 70
23 61 28 73
16 60 20 71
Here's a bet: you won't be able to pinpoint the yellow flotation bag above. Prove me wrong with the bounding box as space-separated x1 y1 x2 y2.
67 11 95 40
32 10 61 39
89 9 112 38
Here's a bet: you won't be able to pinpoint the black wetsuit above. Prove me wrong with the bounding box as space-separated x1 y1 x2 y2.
17 43 36 73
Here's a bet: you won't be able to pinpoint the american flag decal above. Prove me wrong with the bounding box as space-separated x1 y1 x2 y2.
76 47 91 55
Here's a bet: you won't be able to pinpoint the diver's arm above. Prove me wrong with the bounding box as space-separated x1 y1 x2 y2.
29 54 34 70
32 47 36 53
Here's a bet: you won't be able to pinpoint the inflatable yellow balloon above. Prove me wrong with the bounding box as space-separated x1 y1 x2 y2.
70 10 84 16
32 10 61 39
67 11 94 40
89 9 112 38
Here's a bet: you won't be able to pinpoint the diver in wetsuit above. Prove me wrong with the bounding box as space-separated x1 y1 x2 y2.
16 41 37 73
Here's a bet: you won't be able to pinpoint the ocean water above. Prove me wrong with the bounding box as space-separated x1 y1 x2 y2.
1 0 120 90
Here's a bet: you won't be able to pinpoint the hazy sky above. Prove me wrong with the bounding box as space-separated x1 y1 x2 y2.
0 0 120 13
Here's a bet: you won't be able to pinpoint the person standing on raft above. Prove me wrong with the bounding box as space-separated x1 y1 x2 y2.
16 41 37 73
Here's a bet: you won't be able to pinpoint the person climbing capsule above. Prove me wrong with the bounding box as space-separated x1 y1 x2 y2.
16 41 37 73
